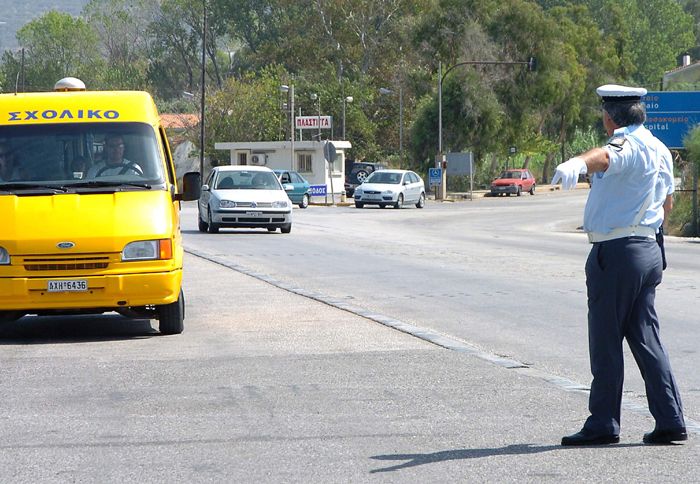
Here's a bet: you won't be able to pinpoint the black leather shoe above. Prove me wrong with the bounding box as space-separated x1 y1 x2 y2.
561 430 619 446
643 427 688 444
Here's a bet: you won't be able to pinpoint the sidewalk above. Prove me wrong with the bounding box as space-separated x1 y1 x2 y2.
181 250 698 482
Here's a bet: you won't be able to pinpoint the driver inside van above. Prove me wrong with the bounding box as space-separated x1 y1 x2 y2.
87 134 144 178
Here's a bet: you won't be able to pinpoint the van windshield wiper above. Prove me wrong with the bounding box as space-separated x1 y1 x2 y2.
0 183 69 193
69 180 152 190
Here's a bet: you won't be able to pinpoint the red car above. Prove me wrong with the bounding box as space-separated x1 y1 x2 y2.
490 168 536 196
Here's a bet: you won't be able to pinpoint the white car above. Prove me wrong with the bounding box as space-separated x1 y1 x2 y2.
198 165 293 233
353 169 426 209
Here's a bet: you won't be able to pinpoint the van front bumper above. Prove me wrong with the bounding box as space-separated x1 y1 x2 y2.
0 270 182 312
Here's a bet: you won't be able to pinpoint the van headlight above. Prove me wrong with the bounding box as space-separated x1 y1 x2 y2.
272 200 289 208
0 247 9 265
122 239 173 261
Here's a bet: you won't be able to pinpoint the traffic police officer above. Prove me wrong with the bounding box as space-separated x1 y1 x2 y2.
552 84 686 446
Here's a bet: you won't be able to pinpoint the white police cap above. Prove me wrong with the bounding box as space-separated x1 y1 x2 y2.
596 84 647 102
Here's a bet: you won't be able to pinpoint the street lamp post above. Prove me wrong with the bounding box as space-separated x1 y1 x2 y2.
437 56 536 199
199 0 207 181
379 87 404 164
310 93 321 141
280 84 295 170
342 96 353 140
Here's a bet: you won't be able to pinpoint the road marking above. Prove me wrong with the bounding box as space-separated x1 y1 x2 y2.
186 247 700 436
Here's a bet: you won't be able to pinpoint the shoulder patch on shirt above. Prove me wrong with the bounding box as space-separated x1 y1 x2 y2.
606 135 627 151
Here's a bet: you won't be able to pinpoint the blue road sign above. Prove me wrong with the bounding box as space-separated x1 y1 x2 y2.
643 91 700 149
310 184 327 196
428 168 442 187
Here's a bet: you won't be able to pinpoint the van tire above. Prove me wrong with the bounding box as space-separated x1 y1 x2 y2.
0 311 24 324
281 224 292 234
158 289 184 335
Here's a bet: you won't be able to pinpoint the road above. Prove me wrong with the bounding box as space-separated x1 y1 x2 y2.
182 188 700 426
1 187 698 482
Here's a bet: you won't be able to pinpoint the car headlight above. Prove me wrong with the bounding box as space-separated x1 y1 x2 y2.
354 188 362 195
382 190 394 196
122 239 173 261
219 199 236 208
0 246 9 265
272 200 289 208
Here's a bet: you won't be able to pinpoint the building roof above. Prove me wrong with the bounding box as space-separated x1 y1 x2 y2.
160 113 199 130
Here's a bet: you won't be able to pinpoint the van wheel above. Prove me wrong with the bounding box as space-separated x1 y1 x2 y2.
198 213 208 232
281 224 292 234
207 208 219 233
299 194 309 208
0 311 24 324
158 289 184 335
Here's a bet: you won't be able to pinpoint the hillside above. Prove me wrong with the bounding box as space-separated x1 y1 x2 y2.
0 0 88 51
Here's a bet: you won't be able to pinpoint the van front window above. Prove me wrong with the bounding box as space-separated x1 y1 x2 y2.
0 122 166 189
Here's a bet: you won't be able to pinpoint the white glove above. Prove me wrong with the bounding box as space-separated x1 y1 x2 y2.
551 157 587 190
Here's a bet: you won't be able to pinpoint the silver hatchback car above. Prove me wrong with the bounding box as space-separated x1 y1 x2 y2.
353 169 426 209
198 165 293 233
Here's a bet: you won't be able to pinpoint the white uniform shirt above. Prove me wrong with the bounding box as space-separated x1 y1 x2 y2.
583 124 674 235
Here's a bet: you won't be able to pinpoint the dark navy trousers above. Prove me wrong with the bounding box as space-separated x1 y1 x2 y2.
583 237 685 435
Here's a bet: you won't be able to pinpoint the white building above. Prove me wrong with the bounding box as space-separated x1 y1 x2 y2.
214 140 351 203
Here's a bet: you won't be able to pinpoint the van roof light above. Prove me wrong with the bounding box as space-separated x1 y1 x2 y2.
54 77 86 92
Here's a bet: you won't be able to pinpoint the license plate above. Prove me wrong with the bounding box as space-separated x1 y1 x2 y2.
48 279 88 292
245 211 262 216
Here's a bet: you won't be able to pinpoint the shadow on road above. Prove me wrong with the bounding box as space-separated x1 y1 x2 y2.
0 314 158 344
369 443 645 473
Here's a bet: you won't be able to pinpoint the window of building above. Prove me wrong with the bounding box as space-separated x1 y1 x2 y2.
297 153 312 173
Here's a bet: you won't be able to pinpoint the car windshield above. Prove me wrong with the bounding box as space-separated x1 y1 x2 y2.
499 171 522 179
0 122 166 191
215 171 281 190
367 172 402 184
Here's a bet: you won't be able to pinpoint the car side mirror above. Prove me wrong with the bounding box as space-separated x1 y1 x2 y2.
284 183 294 191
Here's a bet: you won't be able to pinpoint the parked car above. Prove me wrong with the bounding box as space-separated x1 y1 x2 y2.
490 168 536 196
345 161 386 197
353 169 426 209
198 165 293 233
274 169 311 208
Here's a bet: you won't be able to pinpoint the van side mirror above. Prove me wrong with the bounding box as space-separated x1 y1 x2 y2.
177 171 201 201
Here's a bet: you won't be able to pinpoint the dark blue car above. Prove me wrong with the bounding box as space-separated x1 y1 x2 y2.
274 170 311 208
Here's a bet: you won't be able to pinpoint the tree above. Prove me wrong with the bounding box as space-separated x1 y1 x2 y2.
83 0 158 90
2 11 102 92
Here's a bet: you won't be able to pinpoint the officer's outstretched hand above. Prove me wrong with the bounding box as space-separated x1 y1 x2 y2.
551 156 587 190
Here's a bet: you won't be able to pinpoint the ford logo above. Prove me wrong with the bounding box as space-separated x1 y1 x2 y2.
57 242 75 249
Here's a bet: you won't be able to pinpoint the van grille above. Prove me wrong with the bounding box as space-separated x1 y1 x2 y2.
23 256 110 272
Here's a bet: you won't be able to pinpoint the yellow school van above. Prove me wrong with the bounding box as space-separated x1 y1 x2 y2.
0 78 201 334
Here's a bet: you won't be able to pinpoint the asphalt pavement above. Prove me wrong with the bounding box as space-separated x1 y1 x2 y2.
172 251 699 482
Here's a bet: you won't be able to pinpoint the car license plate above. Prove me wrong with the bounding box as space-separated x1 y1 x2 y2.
47 279 88 292
245 211 262 216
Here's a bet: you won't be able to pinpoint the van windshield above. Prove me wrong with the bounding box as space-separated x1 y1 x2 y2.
0 122 166 189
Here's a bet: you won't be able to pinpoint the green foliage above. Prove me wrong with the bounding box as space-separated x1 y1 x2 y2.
1 0 698 192
2 11 103 92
